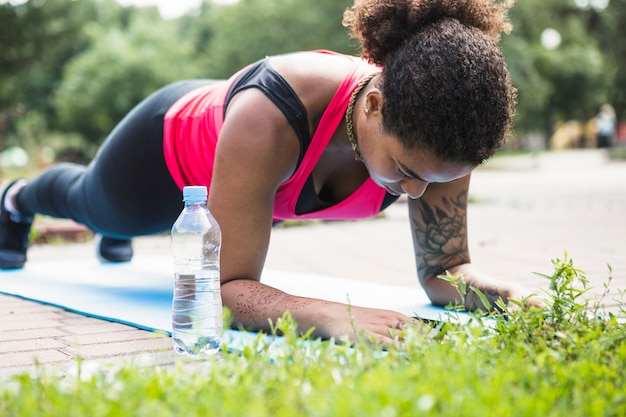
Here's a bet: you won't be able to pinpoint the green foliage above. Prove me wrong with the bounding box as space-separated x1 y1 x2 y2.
498 254 625 361
1 254 624 416
54 10 198 148
0 0 95 138
502 0 615 134
200 0 357 78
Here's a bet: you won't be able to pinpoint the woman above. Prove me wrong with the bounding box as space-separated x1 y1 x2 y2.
0 0 537 344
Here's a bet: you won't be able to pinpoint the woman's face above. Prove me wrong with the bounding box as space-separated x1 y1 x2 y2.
356 90 475 199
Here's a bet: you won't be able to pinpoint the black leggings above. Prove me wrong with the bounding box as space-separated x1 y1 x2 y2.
16 80 215 239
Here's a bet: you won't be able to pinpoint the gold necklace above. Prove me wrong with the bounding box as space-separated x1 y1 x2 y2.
345 73 378 161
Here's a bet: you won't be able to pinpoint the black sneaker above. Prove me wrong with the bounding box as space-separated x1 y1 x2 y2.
0 181 33 270
96 235 133 263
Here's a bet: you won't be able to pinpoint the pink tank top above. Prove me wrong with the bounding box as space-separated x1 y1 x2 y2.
163 51 387 221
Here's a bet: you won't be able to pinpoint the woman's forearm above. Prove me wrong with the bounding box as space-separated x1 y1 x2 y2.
221 278 422 344
221 278 337 337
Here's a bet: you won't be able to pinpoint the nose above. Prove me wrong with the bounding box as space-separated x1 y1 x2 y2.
400 179 429 199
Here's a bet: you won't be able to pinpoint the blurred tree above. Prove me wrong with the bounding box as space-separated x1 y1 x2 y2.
199 0 357 78
176 0 217 71
0 0 138 150
54 9 198 149
53 0 359 153
0 0 95 148
589 0 626 121
502 0 612 141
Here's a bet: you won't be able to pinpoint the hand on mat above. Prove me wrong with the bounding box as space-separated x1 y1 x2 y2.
324 304 425 346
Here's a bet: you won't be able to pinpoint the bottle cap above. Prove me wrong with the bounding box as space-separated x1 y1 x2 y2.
182 186 207 203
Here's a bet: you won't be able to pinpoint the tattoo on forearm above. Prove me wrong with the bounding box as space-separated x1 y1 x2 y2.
412 190 470 280
234 280 315 323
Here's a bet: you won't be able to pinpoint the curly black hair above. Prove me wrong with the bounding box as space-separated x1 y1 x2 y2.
343 0 517 165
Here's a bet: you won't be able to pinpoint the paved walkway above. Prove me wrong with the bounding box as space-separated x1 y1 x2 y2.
1 149 625 379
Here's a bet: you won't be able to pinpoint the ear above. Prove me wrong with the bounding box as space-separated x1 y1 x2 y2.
364 89 384 115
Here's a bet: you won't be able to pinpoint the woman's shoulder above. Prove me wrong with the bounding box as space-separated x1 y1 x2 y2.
268 50 361 76
267 51 376 116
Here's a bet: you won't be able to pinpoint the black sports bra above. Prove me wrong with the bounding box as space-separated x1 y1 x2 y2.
224 58 398 214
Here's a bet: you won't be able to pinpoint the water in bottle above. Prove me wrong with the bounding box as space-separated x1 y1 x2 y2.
171 186 222 355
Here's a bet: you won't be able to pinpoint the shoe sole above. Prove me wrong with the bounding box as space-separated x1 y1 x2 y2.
0 251 26 269
95 235 133 263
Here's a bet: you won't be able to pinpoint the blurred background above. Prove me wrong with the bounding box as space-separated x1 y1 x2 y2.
0 0 625 175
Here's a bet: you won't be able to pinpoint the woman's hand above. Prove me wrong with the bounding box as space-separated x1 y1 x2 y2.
316 303 425 346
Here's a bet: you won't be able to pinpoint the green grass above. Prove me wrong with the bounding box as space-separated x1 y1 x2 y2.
1 253 625 417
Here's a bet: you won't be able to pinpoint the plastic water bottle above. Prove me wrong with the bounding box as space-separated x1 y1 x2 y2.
171 186 222 355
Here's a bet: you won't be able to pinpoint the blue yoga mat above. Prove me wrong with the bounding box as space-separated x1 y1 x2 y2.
0 256 463 346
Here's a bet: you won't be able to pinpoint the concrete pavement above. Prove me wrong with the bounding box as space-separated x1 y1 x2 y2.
1 148 624 379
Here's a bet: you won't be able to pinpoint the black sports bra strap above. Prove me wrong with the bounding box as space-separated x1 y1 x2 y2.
224 59 311 165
